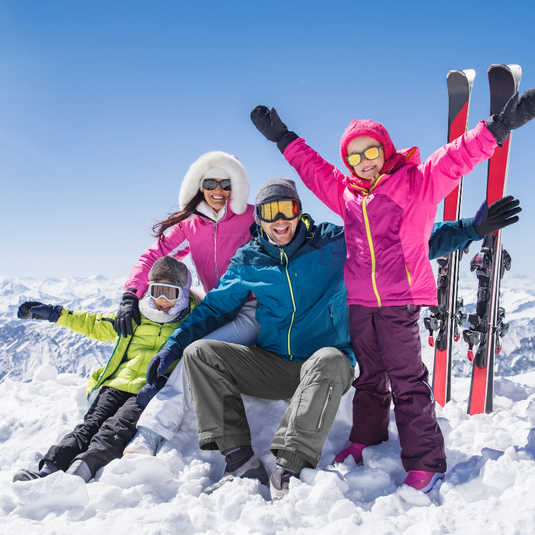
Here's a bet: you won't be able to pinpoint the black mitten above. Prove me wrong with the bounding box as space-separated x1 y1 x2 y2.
18 301 62 322
250 106 299 153
485 87 535 146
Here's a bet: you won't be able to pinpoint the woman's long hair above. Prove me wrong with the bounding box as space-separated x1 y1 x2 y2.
152 190 205 238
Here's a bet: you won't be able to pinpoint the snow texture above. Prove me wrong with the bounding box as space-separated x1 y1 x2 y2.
1 275 535 534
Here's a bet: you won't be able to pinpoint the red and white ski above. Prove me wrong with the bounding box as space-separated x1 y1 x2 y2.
463 64 522 415
426 69 475 407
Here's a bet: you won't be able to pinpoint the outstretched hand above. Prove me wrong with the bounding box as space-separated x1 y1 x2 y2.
250 106 299 153
473 195 522 237
486 87 535 145
17 301 62 322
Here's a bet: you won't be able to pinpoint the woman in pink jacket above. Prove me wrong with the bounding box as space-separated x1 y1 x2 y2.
251 87 535 492
117 151 260 455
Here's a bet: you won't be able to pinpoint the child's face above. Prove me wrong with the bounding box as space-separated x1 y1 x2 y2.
148 279 179 313
347 136 385 180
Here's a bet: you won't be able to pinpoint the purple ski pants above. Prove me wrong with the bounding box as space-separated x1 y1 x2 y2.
349 304 446 473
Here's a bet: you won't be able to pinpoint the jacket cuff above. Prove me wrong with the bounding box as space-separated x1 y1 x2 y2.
277 131 299 153
463 217 484 241
56 307 70 327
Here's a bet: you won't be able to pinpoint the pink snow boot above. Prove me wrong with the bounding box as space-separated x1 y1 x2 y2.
403 470 444 493
334 443 367 465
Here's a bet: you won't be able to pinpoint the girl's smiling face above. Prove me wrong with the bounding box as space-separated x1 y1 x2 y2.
347 136 385 181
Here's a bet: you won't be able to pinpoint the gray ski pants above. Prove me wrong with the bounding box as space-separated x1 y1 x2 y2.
183 340 354 473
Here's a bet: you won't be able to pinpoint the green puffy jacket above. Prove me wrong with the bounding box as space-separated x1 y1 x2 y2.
55 294 199 399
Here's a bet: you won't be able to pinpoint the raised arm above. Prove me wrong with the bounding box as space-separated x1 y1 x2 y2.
251 106 346 216
418 86 535 204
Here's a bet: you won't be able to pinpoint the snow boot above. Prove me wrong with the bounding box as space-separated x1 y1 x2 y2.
204 445 269 494
403 470 444 493
123 427 163 456
334 442 367 465
269 464 299 500
66 459 92 483
12 460 58 482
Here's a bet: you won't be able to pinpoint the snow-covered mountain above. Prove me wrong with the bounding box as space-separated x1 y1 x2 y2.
2 273 535 385
0 276 123 383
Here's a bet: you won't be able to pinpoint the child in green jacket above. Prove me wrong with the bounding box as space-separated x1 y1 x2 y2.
13 256 199 483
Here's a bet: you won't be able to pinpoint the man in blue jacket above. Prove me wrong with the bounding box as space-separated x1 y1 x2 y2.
147 177 520 499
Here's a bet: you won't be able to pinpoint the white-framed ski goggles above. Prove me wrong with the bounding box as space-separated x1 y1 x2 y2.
148 283 188 302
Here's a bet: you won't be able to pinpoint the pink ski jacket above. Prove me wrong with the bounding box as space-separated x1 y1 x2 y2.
124 204 255 297
284 121 497 307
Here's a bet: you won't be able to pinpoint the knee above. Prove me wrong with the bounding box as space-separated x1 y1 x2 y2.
303 348 353 378
183 339 226 365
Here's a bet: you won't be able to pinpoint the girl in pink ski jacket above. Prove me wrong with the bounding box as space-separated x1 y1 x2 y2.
118 151 260 455
251 88 535 492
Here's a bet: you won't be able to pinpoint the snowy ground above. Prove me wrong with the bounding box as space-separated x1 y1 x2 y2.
1 275 535 534
1 365 534 534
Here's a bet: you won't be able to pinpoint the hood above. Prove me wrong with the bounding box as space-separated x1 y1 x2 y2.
178 151 249 215
340 119 409 176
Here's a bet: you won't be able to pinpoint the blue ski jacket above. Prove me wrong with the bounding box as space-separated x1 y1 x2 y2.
162 214 481 367
164 215 355 365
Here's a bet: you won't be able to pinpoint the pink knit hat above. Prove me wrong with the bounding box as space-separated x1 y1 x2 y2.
340 120 406 176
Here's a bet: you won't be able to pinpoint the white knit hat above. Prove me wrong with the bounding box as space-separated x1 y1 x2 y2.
201 167 230 181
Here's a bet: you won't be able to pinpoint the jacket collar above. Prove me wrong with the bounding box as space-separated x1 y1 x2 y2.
194 199 234 223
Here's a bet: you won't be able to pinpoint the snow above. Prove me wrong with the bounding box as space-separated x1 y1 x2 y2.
1 278 535 533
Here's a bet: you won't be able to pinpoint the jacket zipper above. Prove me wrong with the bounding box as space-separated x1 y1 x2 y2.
362 194 381 307
213 221 219 280
280 249 296 360
318 385 334 430
352 175 386 308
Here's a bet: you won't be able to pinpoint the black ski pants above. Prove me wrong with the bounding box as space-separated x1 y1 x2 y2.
42 386 143 477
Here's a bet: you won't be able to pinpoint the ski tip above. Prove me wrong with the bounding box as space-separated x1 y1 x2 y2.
447 69 476 88
463 69 476 83
488 64 523 78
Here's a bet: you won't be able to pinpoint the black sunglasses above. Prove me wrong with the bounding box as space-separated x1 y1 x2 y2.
202 178 232 191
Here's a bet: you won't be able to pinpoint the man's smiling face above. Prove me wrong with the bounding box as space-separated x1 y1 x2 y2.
260 216 299 246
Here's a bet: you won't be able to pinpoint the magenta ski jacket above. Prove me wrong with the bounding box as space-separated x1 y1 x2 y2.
124 203 255 297
283 121 497 307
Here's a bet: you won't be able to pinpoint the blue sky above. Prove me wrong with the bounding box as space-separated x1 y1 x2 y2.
1 0 534 279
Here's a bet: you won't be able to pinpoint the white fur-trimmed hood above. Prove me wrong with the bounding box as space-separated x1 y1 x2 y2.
178 151 249 215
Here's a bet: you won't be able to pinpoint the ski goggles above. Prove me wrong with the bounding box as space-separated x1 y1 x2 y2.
148 283 188 302
201 178 232 191
345 145 383 167
255 200 301 223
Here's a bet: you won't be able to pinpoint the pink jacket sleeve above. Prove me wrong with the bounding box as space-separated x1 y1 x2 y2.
283 138 346 217
124 223 190 298
415 121 498 203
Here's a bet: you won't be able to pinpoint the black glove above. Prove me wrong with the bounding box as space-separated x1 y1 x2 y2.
473 195 522 237
146 348 176 385
114 292 141 338
485 87 535 146
250 106 299 153
136 375 168 409
17 301 62 322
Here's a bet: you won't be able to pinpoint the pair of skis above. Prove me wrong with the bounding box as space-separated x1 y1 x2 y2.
427 64 522 414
